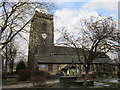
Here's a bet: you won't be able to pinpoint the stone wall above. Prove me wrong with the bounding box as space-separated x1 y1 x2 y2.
39 64 60 75
38 63 116 76
28 11 54 70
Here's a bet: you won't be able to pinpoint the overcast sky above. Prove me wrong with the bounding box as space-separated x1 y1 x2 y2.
16 0 119 60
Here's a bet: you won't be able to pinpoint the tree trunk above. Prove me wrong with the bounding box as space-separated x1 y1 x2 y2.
11 60 14 74
9 60 14 75
83 67 90 86
0 29 2 40
5 45 8 78
2 55 4 71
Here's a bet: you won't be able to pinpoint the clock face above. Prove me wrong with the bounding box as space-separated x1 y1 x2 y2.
41 33 47 39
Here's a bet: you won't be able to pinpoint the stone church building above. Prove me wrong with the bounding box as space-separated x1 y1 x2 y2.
28 11 115 75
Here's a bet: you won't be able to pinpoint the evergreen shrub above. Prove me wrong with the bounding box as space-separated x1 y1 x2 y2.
16 60 26 74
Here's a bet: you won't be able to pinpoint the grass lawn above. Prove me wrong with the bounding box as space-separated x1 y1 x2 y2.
2 78 18 85
102 82 120 88
51 81 120 88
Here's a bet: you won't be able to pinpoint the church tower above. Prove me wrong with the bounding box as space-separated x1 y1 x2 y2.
28 11 54 70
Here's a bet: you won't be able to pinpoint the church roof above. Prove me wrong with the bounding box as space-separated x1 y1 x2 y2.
53 46 85 56
37 55 112 64
37 46 112 64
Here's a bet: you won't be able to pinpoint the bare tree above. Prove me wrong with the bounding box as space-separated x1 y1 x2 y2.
0 0 54 50
8 41 17 74
0 0 54 77
2 39 17 76
57 16 120 86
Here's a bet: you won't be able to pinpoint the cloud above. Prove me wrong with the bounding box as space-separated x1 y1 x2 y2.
82 0 118 11
54 8 99 43
88 0 119 2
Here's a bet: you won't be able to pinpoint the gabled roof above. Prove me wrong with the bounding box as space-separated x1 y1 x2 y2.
37 46 112 64
53 46 84 56
37 55 111 64
61 65 77 70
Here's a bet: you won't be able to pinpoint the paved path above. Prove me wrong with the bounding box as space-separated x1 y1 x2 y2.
2 79 59 88
46 79 59 84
